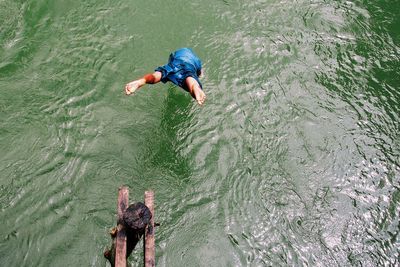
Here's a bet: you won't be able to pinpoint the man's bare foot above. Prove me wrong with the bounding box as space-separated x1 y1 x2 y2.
125 80 141 95
193 86 206 105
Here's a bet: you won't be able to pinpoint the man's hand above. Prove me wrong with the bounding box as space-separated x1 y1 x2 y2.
125 80 141 95
186 77 206 105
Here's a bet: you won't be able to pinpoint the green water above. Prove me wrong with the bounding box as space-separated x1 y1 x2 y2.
1 0 399 266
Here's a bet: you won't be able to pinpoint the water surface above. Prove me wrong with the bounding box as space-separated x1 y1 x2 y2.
0 0 399 266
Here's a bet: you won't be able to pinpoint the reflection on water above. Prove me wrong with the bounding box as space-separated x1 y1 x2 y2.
0 0 399 266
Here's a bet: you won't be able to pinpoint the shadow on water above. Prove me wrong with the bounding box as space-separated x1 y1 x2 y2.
113 84 196 208
147 87 193 183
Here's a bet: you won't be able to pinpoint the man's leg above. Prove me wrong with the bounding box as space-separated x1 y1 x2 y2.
125 71 162 95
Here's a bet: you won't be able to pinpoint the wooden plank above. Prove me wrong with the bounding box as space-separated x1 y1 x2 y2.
144 190 155 267
115 186 129 267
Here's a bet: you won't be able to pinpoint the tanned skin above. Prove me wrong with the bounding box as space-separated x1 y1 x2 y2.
125 71 206 105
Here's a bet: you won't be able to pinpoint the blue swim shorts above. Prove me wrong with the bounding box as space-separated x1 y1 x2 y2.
155 48 203 91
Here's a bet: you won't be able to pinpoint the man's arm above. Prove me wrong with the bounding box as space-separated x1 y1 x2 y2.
186 76 206 105
125 71 162 95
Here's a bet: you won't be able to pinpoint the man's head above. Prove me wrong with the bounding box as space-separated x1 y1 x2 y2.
122 202 152 230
